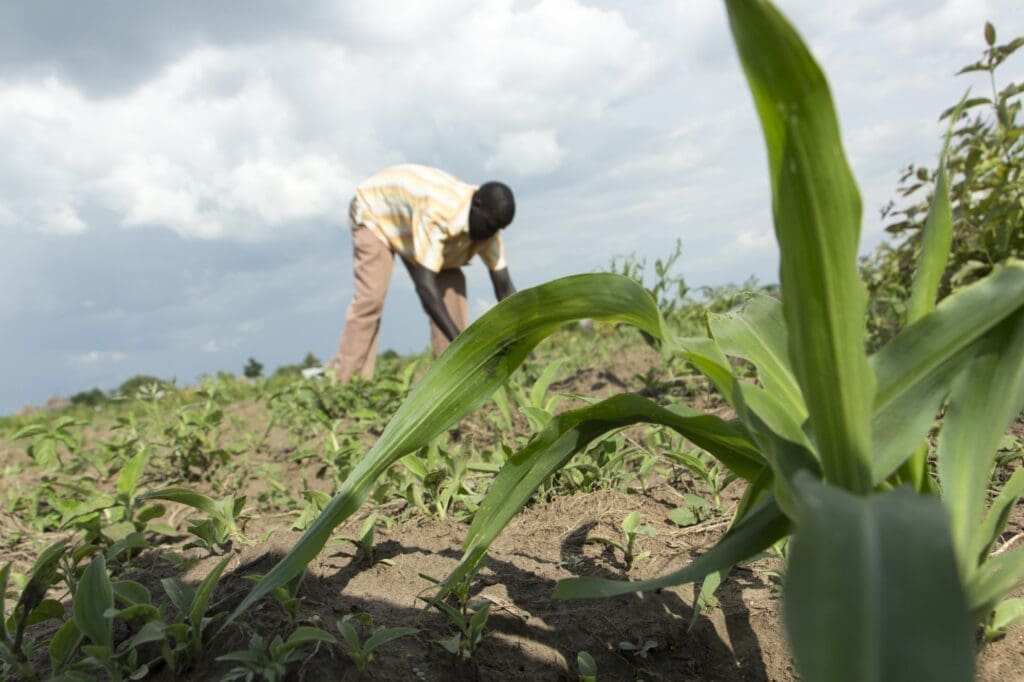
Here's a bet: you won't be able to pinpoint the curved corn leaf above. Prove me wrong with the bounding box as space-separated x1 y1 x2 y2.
972 469 1024 568
988 599 1024 641
871 261 1024 481
364 626 420 653
191 555 231 627
678 324 819 518
139 488 234 528
275 626 337 655
230 274 665 622
967 548 1024 618
784 475 973 682
553 493 789 599
727 0 874 492
709 294 805 418
937 309 1024 575
905 114 955 325
729 381 820 518
676 336 737 406
895 126 955 491
436 394 764 599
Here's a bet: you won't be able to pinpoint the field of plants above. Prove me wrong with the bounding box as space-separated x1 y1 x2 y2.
3 2 1024 680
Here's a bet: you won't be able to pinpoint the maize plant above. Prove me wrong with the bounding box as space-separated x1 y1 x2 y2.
237 1 1024 679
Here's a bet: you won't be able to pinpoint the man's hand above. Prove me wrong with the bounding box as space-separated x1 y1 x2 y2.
489 268 516 301
403 260 461 341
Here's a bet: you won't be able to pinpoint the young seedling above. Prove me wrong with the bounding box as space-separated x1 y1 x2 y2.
343 513 393 566
243 571 305 626
161 554 232 661
618 638 658 659
587 511 656 569
11 416 84 470
431 599 491 658
336 612 418 672
667 494 714 528
139 487 249 554
0 540 68 681
577 650 598 682
218 627 336 682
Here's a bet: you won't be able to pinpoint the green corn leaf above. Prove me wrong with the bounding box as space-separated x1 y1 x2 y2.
229 273 665 622
275 626 336 655
139 488 235 529
528 358 565 409
73 555 113 649
336 619 361 651
727 0 874 492
905 114 956 325
973 469 1024 568
708 294 805 418
553 494 789 599
966 547 1024 618
988 599 1024 640
190 555 231 627
937 310 1024 575
363 626 419 653
676 336 737 406
728 381 821 518
438 394 764 601
676 331 820 514
784 475 973 682
895 102 960 491
871 261 1024 481
732 465 774 522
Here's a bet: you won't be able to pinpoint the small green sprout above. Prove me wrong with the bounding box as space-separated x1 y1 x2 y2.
336 612 418 672
577 650 598 682
587 511 656 569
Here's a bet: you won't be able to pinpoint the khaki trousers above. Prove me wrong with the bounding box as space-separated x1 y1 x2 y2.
333 224 468 382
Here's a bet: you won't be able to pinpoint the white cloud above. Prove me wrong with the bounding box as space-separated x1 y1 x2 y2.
0 0 654 243
486 130 565 176
236 319 265 335
67 350 126 366
735 230 774 251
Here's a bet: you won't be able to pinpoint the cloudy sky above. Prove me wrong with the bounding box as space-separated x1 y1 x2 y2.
2 1 1021 413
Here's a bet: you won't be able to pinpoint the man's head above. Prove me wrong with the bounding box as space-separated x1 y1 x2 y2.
469 181 515 241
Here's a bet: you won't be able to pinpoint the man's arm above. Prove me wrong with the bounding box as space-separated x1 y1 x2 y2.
489 267 516 302
402 259 462 341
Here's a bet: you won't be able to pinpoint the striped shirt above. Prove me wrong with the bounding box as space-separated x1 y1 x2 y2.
350 164 507 273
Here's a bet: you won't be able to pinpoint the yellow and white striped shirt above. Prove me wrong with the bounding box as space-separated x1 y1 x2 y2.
350 164 507 273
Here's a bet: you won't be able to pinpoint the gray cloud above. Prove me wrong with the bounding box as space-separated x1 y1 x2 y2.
0 2 341 94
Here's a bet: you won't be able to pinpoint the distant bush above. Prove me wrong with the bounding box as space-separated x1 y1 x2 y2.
115 374 174 399
243 357 264 379
69 388 108 408
863 22 1023 347
272 352 321 379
